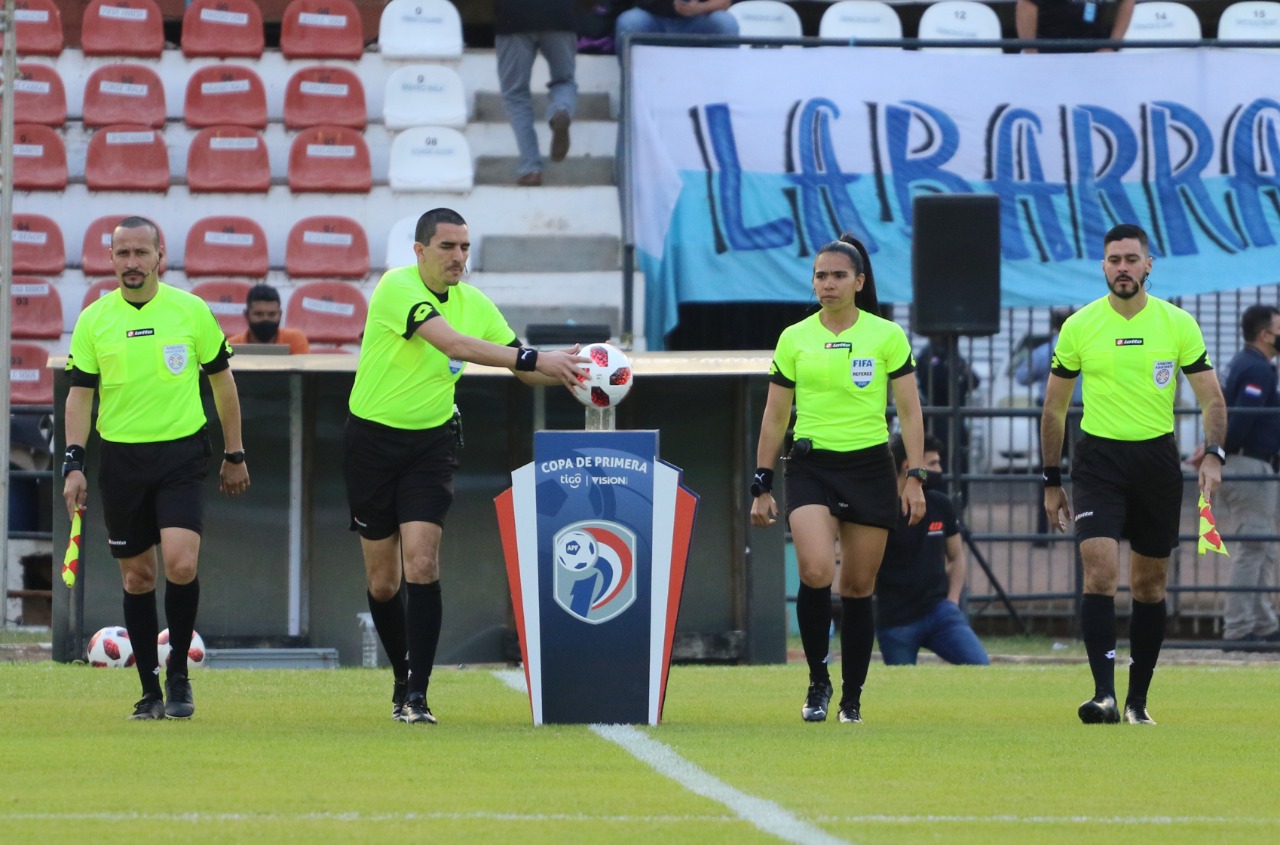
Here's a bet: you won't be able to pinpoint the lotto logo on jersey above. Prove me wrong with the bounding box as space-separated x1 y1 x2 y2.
1152 360 1175 388
553 520 637 625
849 358 875 388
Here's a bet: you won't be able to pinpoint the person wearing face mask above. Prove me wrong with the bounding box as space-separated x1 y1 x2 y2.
1216 304 1280 647
226 285 310 354
874 434 990 666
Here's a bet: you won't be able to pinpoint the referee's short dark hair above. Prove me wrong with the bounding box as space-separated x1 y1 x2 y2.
415 208 467 246
116 215 161 247
1241 303 1280 343
1104 223 1149 252
245 284 281 307
889 433 946 472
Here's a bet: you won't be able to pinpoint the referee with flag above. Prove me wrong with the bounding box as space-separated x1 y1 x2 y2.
1041 223 1226 726
63 216 249 720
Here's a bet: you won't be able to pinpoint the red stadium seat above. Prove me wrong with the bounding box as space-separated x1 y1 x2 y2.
184 216 269 278
83 63 167 130
181 0 265 59
283 65 367 131
6 63 67 126
184 64 268 129
186 125 271 193
14 0 64 57
81 0 164 58
81 216 168 276
80 278 120 311
11 214 66 275
10 123 67 190
10 278 64 340
9 342 54 406
286 281 368 344
190 279 254 336
288 125 371 193
286 216 370 279
280 0 364 60
84 125 170 192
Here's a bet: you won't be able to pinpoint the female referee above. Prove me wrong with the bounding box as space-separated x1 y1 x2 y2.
751 234 927 724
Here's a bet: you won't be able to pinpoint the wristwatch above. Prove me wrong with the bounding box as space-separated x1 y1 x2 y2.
905 468 929 484
223 450 247 464
1203 444 1226 465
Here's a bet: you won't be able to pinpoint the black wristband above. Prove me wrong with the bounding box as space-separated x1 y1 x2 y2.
1042 466 1062 488
750 467 775 498
515 347 538 372
62 444 86 479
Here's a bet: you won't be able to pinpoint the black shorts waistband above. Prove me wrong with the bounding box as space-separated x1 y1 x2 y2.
347 413 451 436
101 428 206 448
1080 432 1176 447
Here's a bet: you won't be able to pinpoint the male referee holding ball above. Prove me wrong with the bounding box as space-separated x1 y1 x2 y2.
1041 223 1226 726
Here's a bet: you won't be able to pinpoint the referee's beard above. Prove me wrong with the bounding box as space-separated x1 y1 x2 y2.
1106 273 1144 300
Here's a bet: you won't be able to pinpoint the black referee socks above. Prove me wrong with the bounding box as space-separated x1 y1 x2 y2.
405 581 443 699
796 583 832 684
123 589 161 697
840 596 874 708
1128 598 1167 704
367 587 409 681
164 577 200 678
1081 593 1117 698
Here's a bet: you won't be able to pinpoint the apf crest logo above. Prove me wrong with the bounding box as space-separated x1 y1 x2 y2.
552 520 637 624
1152 360 1175 388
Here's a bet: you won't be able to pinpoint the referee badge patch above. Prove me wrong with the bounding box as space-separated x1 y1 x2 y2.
1152 359 1175 388
164 344 189 375
849 358 875 388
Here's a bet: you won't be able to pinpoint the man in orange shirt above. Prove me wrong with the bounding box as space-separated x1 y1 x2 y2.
227 285 310 354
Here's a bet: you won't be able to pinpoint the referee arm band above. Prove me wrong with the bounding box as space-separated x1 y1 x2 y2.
515 347 539 372
1042 466 1062 488
63 444 86 479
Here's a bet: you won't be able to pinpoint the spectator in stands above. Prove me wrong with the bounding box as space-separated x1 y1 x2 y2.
875 434 990 666
495 0 578 187
615 1 740 57
63 216 249 721
1015 0 1136 53
227 284 311 355
344 208 589 725
751 233 926 725
1217 304 1280 647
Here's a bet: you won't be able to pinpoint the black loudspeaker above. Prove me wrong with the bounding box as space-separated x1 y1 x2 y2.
911 195 1001 337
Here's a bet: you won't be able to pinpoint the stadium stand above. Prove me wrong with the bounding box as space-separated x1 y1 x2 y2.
288 125 373 193
388 126 474 192
84 125 170 192
186 125 272 193
280 0 365 61
728 1 804 39
190 279 254 336
917 0 1004 53
81 217 167 276
8 62 67 127
181 0 266 59
286 281 368 344
1125 1 1201 48
184 216 270 278
13 0 63 57
11 123 67 191
82 63 167 130
8 342 54 406
377 0 464 59
11 214 66 275
384 215 417 270
383 64 468 130
818 1 904 40
286 216 371 279
183 64 268 129
283 65 368 131
10 279 63 340
1218 1 1280 41
80 278 120 311
80 0 164 59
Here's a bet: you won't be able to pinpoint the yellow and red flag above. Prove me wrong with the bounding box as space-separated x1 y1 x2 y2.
62 506 84 587
1197 493 1229 556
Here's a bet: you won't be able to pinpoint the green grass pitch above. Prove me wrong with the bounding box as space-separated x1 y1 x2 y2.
2 661 1278 844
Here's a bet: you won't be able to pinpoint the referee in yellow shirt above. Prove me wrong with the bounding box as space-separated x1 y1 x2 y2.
63 216 250 721
1042 223 1226 726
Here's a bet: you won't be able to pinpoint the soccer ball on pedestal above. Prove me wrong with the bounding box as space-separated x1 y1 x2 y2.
571 343 633 409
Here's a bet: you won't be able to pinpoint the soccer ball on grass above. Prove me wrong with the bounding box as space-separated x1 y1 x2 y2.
87 626 134 668
158 628 207 671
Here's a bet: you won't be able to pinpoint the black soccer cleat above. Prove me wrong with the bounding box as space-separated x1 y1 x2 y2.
391 678 407 722
1078 693 1120 725
129 693 165 721
1124 700 1157 725
837 703 862 724
164 675 195 720
400 694 437 725
801 680 832 723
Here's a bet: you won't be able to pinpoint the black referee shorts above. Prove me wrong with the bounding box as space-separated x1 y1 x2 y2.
784 442 899 530
1070 432 1183 558
99 430 210 559
343 414 458 540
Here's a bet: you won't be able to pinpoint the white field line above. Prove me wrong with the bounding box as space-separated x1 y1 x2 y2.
493 669 850 845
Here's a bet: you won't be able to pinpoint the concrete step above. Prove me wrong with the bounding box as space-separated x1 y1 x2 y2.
473 91 615 123
475 155 616 186
465 120 618 158
479 235 621 273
